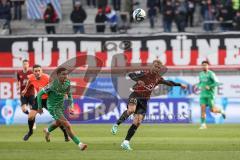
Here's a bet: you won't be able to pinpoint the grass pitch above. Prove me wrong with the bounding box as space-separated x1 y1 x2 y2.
0 124 240 160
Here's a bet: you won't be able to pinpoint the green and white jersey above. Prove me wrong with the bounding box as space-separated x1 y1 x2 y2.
198 70 220 98
37 79 73 110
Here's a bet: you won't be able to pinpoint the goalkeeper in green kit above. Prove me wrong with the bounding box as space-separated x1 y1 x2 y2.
37 68 87 150
198 61 226 129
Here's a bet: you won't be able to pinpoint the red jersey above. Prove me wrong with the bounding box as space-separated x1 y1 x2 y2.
17 70 34 96
28 73 49 99
129 70 181 99
131 70 163 99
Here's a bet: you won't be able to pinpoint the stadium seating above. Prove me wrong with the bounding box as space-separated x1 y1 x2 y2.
7 0 210 35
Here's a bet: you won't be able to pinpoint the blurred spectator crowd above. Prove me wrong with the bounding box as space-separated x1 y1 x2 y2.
148 0 240 32
0 0 240 34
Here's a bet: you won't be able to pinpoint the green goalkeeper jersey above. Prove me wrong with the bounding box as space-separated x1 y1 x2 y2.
37 79 73 110
198 70 220 98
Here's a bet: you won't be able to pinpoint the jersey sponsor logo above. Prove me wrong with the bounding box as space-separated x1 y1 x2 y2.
145 83 155 91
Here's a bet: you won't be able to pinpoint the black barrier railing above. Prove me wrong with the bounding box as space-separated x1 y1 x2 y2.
9 21 130 35
7 20 239 35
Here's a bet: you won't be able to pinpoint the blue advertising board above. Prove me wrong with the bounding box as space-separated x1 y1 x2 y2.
66 98 191 124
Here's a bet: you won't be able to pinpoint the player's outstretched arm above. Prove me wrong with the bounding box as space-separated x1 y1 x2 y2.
37 84 51 112
161 79 187 89
67 86 75 115
209 72 221 88
16 72 20 90
67 88 74 109
197 74 202 88
37 90 45 110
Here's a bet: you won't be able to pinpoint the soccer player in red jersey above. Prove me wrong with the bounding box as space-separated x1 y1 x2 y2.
22 65 69 141
16 59 34 115
111 60 187 150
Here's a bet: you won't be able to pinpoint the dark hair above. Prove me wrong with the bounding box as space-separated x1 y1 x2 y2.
22 59 29 63
33 64 41 69
56 67 67 75
47 3 54 10
201 60 209 65
45 3 55 16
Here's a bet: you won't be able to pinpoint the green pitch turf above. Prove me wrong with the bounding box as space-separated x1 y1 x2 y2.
1 124 240 160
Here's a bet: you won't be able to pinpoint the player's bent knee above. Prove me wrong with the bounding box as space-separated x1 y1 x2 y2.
201 112 206 116
28 115 35 120
54 121 60 126
65 125 71 131
127 105 136 114
21 105 27 111
61 120 71 129
133 121 141 127
133 118 142 127
127 109 135 114
56 121 61 126
28 112 36 119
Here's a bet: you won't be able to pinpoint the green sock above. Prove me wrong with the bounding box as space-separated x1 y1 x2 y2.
201 117 206 124
48 125 57 133
72 136 80 145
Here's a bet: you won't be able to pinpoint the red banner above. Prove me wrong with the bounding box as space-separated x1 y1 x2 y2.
0 34 239 69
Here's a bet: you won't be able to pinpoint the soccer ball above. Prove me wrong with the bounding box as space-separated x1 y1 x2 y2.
132 8 146 22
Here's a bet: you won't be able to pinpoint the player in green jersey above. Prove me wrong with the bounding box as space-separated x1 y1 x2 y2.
37 67 87 150
198 61 226 129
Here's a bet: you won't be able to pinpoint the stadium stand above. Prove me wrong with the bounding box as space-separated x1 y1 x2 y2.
1 0 238 35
